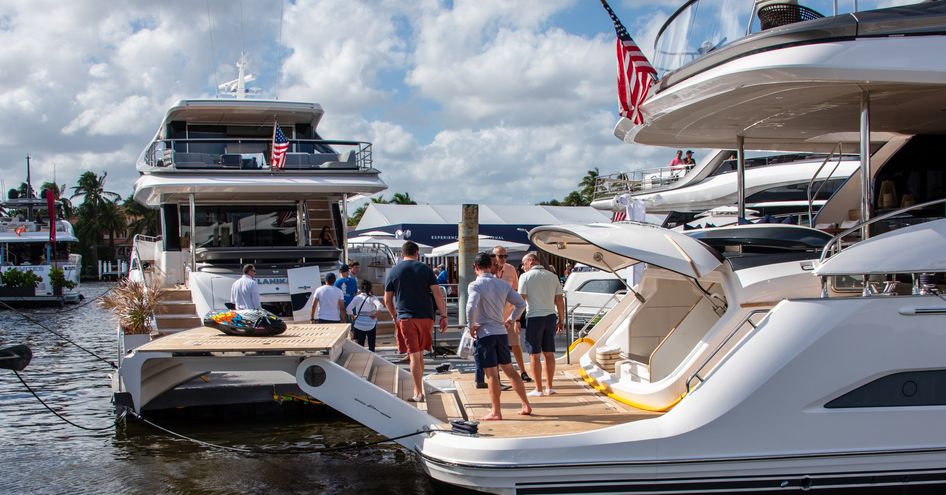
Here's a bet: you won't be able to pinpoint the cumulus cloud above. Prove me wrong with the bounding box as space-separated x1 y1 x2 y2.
0 0 669 209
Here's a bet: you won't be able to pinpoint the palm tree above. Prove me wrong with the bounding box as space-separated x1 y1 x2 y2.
122 197 159 237
578 167 600 205
348 194 390 226
99 200 127 255
39 181 74 219
390 192 417 205
71 171 121 275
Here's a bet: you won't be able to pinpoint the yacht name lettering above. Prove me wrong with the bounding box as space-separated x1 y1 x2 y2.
258 277 288 285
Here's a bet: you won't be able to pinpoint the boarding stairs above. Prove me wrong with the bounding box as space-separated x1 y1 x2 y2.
153 288 201 335
118 323 465 449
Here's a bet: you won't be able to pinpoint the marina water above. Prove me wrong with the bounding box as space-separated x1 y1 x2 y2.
0 282 438 494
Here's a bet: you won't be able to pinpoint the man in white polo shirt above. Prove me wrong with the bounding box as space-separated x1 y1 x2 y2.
518 252 565 396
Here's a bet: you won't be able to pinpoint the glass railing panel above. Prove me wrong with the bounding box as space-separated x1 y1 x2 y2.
653 0 928 77
144 139 373 171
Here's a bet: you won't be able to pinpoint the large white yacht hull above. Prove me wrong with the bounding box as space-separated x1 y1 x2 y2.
415 296 946 494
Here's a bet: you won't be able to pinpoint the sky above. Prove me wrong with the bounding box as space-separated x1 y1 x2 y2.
0 0 903 209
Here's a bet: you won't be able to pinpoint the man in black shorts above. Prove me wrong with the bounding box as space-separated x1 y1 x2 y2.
518 252 565 396
467 252 531 420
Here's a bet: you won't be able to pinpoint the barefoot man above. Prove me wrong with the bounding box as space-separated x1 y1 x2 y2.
467 252 531 420
384 241 448 402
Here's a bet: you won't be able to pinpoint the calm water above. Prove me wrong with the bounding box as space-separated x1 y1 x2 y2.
0 282 439 495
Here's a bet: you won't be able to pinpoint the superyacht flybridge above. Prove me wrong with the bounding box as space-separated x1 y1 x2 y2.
114 2 946 493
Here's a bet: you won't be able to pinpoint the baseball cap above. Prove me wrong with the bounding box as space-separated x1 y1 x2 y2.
339 263 350 272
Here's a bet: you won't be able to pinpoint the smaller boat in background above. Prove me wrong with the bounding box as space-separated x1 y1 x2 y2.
0 195 82 306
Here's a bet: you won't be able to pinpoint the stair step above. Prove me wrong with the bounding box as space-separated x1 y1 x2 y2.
424 392 463 422
343 351 373 379
370 363 397 394
160 289 193 302
398 375 414 401
155 316 202 329
155 302 196 314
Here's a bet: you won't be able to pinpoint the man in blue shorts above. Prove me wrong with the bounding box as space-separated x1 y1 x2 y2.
467 252 531 420
518 252 565 396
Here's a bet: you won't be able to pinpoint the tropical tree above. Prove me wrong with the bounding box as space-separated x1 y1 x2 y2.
578 167 600 205
71 171 122 275
348 194 391 227
99 200 127 254
39 181 74 219
71 171 120 208
122 197 160 237
390 192 417 205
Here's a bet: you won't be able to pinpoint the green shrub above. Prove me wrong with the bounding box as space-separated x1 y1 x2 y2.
49 267 77 290
1 268 41 289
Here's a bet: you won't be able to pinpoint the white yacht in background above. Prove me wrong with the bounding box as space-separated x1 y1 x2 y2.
0 196 81 305
592 149 861 217
112 94 386 412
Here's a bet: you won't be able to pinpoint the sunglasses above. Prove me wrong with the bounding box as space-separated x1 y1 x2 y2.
490 254 508 258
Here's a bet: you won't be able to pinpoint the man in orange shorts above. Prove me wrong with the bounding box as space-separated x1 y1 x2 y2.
383 241 448 402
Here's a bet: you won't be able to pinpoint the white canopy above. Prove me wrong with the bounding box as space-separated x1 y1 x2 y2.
348 236 431 251
426 236 530 257
530 223 722 279
814 218 946 276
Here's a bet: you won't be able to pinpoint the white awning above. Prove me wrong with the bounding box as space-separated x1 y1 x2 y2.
529 223 723 279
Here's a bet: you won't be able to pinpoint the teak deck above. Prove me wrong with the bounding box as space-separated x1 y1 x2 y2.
438 364 662 438
136 323 349 353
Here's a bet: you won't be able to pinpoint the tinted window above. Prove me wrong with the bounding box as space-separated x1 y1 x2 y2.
577 279 624 294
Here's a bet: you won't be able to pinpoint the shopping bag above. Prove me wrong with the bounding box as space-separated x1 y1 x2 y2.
457 326 474 360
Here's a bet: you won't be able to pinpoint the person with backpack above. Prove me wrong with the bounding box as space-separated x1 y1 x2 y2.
347 279 384 352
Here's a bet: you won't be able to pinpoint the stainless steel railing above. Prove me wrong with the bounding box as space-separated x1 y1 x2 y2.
685 309 770 393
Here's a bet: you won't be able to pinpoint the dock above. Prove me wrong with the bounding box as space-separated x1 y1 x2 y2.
117 321 659 441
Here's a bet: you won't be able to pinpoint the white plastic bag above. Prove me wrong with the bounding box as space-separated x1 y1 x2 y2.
457 327 474 360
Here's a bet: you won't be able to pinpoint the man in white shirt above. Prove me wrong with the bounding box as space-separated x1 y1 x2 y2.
309 272 347 323
230 264 261 310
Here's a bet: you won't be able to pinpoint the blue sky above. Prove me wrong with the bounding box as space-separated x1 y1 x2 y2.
0 0 900 208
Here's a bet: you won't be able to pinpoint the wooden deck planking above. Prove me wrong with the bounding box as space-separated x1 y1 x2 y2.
136 323 350 353
448 364 662 438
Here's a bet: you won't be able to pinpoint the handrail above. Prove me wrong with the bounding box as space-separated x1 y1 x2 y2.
685 308 770 393
818 197 946 265
571 290 628 339
807 142 844 227
131 234 167 284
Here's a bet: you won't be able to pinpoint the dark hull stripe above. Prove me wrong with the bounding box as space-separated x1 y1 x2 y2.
514 467 946 494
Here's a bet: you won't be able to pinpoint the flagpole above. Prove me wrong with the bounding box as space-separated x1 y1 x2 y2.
271 116 277 173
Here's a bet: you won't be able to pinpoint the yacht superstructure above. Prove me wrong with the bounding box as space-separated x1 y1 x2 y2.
592 149 861 217
112 96 386 411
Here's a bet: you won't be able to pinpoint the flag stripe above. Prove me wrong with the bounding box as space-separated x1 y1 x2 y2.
271 122 290 169
602 0 656 126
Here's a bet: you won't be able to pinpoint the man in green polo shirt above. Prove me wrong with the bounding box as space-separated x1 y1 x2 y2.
518 252 565 396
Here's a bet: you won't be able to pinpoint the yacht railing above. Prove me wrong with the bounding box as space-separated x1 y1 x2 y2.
593 166 692 202
818 197 946 264
685 309 770 393
806 142 845 227
143 138 373 171
131 234 166 285
652 0 899 77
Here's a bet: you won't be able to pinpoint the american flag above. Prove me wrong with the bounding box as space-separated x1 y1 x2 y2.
612 209 627 223
271 122 289 169
600 0 657 126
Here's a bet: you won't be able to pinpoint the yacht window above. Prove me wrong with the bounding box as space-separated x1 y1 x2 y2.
576 279 625 294
745 178 846 204
826 370 946 408
181 205 297 248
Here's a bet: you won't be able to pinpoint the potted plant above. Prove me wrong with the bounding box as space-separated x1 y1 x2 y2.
100 277 166 351
0 268 41 298
48 267 77 296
